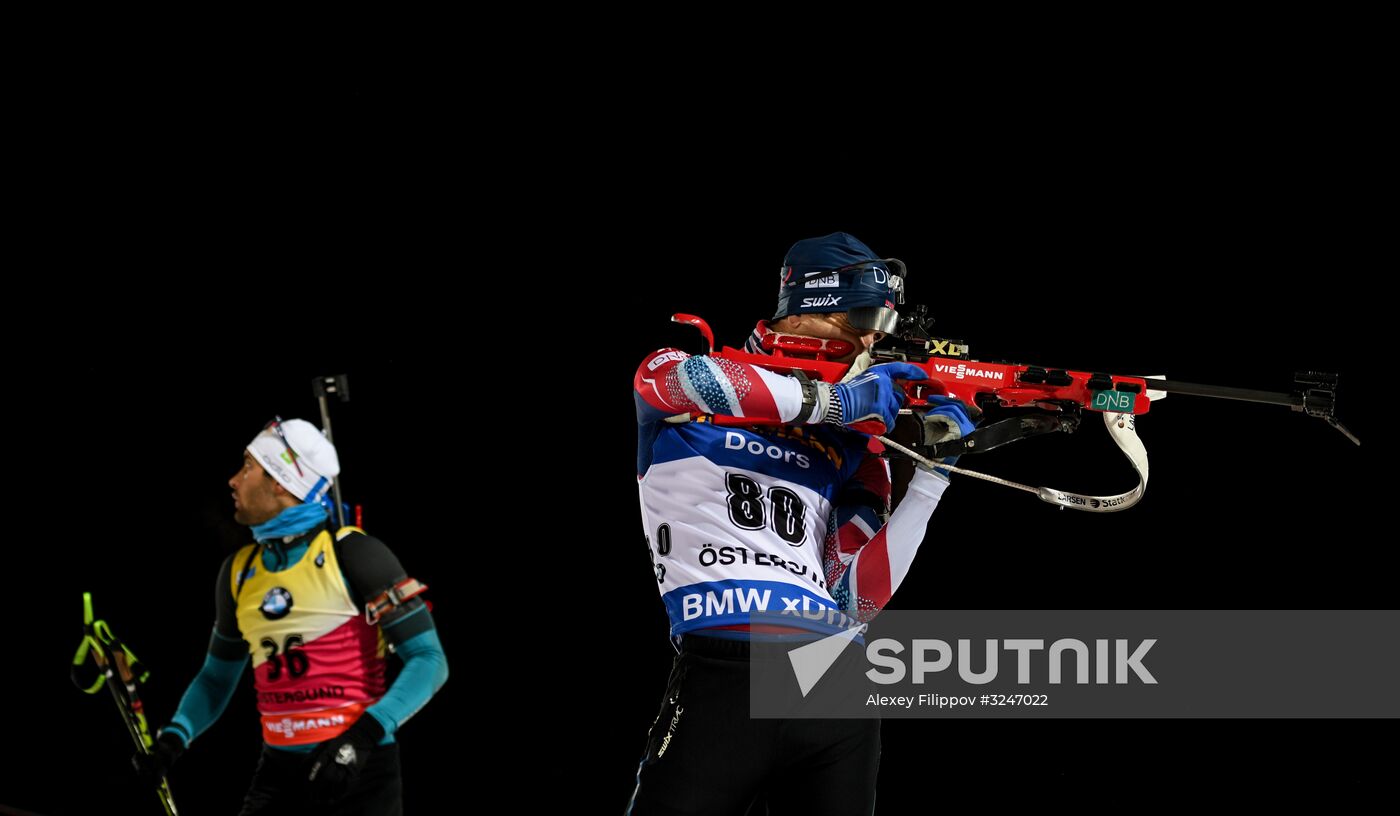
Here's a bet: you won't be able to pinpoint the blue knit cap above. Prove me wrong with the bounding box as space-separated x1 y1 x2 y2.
773 232 905 334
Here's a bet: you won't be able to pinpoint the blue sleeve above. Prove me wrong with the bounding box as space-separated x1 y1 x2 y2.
364 611 449 739
163 631 248 747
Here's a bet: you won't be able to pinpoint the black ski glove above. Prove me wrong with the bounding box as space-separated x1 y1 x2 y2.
132 730 186 787
306 714 385 805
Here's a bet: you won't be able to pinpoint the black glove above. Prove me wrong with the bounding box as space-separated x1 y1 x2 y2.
306 714 385 805
132 731 186 787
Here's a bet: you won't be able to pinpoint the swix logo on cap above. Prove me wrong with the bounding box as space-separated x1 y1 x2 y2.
800 295 842 308
804 274 839 289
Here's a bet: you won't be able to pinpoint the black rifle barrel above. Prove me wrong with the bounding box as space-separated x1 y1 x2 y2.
1144 378 1299 408
1137 374 1358 445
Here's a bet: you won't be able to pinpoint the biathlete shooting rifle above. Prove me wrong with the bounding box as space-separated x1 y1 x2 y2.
672 302 1356 514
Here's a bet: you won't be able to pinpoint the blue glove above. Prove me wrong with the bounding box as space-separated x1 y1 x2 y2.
831 362 928 435
921 394 979 441
917 395 980 479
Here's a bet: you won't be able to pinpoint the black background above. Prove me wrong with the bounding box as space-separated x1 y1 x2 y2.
7 68 1390 814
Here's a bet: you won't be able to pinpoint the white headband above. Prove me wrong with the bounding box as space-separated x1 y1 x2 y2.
247 418 340 502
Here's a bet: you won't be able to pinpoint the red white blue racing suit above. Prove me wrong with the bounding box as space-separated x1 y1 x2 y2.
627 322 953 815
634 322 952 639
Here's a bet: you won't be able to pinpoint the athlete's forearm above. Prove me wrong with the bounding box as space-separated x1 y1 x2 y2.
635 348 823 425
364 618 448 738
164 636 248 746
827 469 950 618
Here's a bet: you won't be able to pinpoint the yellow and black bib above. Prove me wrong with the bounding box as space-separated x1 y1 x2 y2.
232 527 387 747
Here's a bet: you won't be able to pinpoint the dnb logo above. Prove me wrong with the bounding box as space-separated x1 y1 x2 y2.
261 587 294 620
1091 390 1134 412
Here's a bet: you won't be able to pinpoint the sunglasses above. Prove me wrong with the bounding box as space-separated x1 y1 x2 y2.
824 312 888 343
263 416 303 477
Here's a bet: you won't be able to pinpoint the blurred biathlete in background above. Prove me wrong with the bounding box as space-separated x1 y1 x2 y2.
627 233 976 815
134 417 449 815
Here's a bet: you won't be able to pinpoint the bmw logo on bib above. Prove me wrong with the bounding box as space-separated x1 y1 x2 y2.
261 587 294 620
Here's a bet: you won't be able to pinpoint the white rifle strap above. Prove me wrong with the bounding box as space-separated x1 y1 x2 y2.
878 378 1168 514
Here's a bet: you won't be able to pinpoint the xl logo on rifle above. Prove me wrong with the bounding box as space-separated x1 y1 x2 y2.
927 339 968 358
1091 390 1134 412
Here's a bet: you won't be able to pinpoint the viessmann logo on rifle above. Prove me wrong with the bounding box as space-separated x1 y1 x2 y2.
932 362 1005 381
